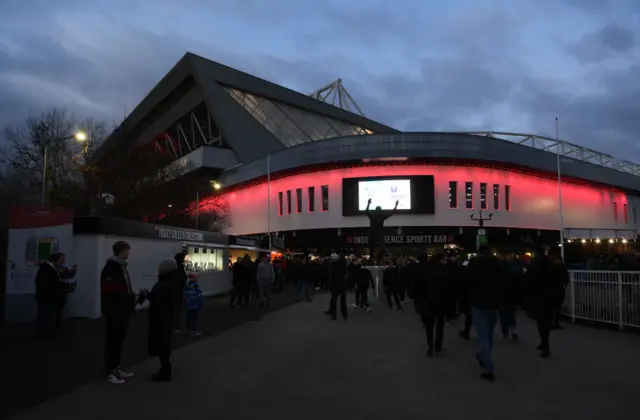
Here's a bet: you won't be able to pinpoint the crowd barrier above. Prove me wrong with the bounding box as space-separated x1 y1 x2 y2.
562 270 640 330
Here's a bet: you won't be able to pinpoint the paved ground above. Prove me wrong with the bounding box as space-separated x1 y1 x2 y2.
6 293 640 420
0 288 297 419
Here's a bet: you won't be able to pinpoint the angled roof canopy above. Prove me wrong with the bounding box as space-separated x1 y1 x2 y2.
91 52 397 164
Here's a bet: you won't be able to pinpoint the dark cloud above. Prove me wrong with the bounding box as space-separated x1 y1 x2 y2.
1 0 639 163
568 24 636 63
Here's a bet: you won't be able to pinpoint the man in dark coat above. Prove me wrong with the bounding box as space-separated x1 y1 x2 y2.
147 259 179 382
415 253 451 356
526 248 568 359
382 259 403 310
354 259 375 311
326 253 348 321
100 241 136 385
173 252 188 331
34 254 64 338
467 244 507 382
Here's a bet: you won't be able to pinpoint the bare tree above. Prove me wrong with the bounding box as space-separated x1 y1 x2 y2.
0 109 228 232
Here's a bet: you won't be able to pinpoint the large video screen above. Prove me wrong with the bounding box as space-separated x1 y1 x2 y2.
358 179 412 211
342 175 434 216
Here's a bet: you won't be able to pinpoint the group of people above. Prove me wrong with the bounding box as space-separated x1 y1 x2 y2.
315 245 568 382
99 241 203 384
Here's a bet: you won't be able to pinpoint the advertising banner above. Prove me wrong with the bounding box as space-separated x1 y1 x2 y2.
5 206 73 295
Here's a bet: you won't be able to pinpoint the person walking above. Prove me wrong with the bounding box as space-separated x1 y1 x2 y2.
294 257 313 302
173 252 188 332
100 241 136 385
416 253 452 356
354 258 374 312
326 253 348 321
526 247 568 359
230 257 245 309
383 259 403 310
467 244 507 382
256 254 275 309
147 259 179 382
499 256 524 341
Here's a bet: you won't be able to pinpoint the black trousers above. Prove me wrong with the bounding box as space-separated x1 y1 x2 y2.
230 285 248 307
104 316 130 372
329 289 348 319
355 285 370 307
36 303 55 338
535 305 553 352
159 353 171 373
385 288 402 309
462 308 473 333
421 309 445 350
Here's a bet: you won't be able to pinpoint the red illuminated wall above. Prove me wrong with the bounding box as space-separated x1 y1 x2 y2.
204 165 639 236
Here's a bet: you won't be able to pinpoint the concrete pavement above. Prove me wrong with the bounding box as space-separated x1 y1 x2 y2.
9 294 640 420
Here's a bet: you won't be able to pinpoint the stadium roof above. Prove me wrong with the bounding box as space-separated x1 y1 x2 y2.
90 52 397 164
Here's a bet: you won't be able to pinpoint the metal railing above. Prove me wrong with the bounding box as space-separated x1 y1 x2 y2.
562 270 640 329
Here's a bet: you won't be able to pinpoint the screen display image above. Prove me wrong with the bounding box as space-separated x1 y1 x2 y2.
358 179 412 211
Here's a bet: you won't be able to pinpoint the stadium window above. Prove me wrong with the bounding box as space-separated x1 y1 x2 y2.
296 188 302 214
493 184 500 210
286 190 292 215
321 185 329 211
613 202 618 222
278 192 283 216
624 203 628 224
480 183 487 209
448 181 458 208
465 182 473 209
308 186 315 213
505 185 511 211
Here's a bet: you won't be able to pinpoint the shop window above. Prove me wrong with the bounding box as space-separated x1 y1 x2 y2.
278 192 283 216
448 181 458 208
480 183 487 209
465 182 473 209
321 185 329 211
493 184 500 210
296 188 302 214
185 246 224 272
505 185 511 211
308 186 315 212
286 190 292 215
613 202 618 221
624 203 628 224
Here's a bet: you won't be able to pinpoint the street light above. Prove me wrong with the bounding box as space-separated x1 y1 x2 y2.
41 130 88 206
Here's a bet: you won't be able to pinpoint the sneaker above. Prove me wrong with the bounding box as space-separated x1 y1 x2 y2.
115 367 134 379
107 373 125 385
480 372 495 382
351 303 359 308
191 331 203 336
365 306 372 313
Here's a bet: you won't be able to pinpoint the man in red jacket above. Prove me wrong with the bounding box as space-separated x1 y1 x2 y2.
101 241 136 385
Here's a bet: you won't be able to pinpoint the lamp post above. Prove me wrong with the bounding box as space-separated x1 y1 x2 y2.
41 131 88 206
195 181 221 229
470 210 493 227
555 117 566 262
470 210 493 251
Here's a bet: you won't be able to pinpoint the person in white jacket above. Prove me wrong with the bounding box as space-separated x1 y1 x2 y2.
256 254 275 308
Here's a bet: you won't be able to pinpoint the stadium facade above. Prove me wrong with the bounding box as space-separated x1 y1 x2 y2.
92 52 640 254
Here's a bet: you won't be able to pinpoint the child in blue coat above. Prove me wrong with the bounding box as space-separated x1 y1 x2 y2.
184 273 203 336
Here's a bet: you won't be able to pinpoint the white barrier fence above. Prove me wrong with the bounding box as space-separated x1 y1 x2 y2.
563 270 640 330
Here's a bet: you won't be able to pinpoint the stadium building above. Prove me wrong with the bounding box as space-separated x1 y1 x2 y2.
92 52 640 257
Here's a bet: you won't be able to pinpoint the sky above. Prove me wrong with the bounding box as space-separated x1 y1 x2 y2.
1 0 639 161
